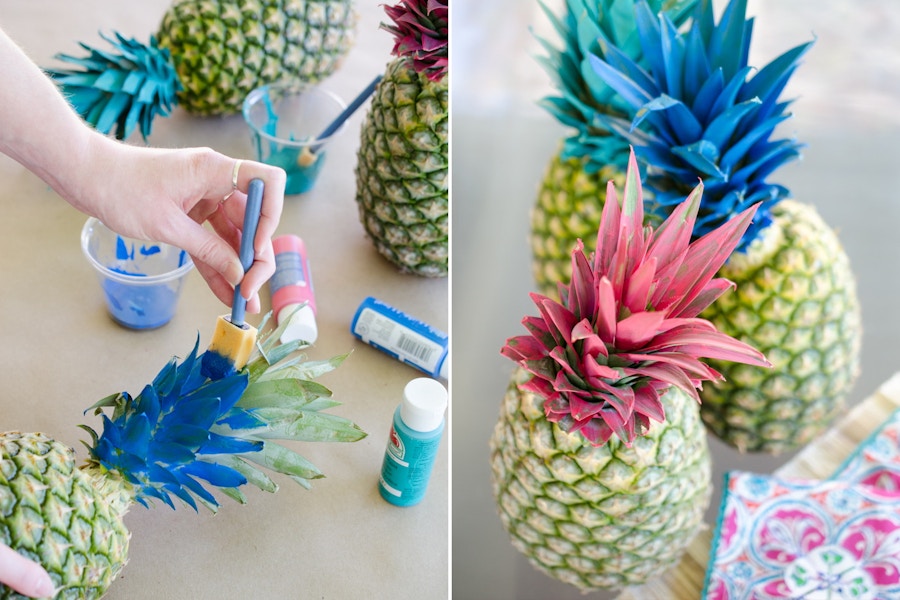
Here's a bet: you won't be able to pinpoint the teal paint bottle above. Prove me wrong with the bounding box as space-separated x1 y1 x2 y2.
378 378 448 507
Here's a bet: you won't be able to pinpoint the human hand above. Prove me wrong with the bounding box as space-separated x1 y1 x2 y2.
0 544 55 598
68 139 286 311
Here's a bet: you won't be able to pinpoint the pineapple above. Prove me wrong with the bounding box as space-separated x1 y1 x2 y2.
48 0 358 139
588 0 862 453
354 0 449 278
0 315 365 598
530 0 698 296
491 149 770 591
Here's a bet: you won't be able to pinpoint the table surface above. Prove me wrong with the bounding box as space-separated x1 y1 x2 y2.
0 3 448 599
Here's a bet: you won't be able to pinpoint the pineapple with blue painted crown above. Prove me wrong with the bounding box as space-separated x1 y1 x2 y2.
588 0 861 453
0 316 365 598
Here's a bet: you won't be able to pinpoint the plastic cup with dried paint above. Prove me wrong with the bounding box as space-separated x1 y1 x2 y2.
81 217 194 329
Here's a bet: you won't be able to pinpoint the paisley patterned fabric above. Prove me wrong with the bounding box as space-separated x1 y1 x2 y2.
833 408 900 490
704 409 900 599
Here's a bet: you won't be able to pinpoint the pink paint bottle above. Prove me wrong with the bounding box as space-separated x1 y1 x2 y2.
270 235 318 344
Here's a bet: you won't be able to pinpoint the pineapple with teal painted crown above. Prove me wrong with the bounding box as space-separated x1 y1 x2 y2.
530 0 699 296
49 0 357 140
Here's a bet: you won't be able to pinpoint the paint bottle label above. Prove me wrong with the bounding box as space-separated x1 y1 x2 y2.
350 297 448 379
270 235 317 343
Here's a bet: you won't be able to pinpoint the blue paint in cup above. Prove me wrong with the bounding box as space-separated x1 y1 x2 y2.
81 218 193 329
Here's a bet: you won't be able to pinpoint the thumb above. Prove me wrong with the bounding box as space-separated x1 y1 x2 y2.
0 545 55 598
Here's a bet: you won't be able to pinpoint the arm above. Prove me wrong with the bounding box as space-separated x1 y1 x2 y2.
0 28 285 309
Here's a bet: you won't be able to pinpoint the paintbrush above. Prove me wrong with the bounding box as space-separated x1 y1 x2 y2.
201 177 264 379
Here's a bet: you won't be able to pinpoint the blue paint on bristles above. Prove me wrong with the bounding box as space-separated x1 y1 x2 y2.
201 178 265 380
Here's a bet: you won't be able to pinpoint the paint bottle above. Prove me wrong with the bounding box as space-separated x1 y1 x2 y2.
270 235 317 344
350 296 449 380
379 378 448 507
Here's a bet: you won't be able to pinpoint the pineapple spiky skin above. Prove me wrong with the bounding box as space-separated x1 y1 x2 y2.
531 152 624 297
157 0 357 116
699 201 862 453
490 370 711 591
355 56 449 277
0 432 131 600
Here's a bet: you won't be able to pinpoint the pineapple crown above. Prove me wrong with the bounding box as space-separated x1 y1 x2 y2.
589 0 813 250
535 0 698 173
382 0 448 81
501 148 771 446
81 314 366 512
48 31 180 141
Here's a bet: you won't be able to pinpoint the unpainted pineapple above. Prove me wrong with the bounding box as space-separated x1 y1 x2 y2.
530 0 698 296
48 0 358 139
354 0 449 278
589 0 862 453
0 315 365 599
491 150 770 591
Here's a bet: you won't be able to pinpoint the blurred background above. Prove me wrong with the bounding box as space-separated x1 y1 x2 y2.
452 1 900 598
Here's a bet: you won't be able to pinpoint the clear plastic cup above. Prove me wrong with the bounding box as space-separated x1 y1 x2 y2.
81 218 194 329
242 81 347 195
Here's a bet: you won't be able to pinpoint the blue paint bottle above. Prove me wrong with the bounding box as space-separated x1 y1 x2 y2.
350 296 449 380
378 378 448 507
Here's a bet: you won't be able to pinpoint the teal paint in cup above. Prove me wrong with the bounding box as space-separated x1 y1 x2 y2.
242 81 347 195
81 218 193 329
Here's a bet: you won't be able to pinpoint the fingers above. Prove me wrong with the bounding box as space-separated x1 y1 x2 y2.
192 260 239 307
0 545 55 598
178 157 284 301
192 251 269 313
215 160 284 302
232 161 286 258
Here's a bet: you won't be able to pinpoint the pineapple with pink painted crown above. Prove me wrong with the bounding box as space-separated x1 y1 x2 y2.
354 0 449 277
491 149 771 591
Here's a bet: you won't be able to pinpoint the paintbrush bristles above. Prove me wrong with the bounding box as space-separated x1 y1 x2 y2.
201 315 258 379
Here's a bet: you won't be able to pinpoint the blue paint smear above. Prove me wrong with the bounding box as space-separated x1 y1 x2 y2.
139 244 161 257
108 266 147 277
115 236 133 260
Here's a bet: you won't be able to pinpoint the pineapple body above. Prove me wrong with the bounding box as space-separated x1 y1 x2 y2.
490 370 711 591
355 57 449 277
0 432 131 600
531 151 623 297
699 200 862 453
157 0 357 116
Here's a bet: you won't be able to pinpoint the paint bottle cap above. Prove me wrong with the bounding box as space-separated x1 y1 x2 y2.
401 378 448 432
278 303 318 344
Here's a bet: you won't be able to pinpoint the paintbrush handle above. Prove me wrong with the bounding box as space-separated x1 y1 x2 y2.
311 74 383 154
231 178 264 327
